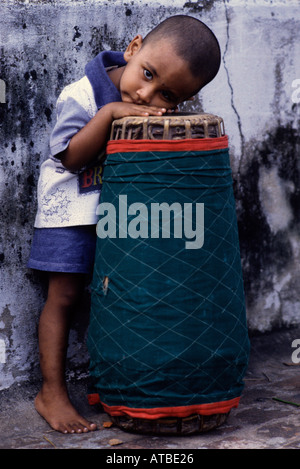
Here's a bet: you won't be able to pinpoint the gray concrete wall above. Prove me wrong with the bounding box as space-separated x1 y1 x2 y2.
0 0 299 390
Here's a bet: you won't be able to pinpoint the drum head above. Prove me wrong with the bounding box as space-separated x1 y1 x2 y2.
110 112 225 140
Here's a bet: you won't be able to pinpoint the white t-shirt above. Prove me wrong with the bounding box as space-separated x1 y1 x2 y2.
34 50 126 228
34 77 104 228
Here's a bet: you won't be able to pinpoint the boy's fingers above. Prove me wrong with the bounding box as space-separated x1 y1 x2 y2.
112 102 167 119
134 105 166 116
166 107 178 113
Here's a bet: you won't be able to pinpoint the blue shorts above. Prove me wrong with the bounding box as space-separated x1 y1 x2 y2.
27 225 97 274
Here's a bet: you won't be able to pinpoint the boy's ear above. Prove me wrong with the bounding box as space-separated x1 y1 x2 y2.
124 35 143 62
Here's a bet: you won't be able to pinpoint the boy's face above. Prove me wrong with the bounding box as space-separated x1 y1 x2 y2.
119 35 201 110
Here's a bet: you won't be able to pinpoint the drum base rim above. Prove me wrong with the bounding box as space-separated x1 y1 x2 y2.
109 411 230 436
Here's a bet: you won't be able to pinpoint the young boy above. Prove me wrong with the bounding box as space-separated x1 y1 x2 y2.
28 15 221 434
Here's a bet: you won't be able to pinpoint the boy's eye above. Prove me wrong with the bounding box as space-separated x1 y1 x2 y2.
143 69 153 80
161 90 173 102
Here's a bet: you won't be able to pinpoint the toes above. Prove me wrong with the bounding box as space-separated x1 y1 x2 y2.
61 420 97 434
68 423 84 434
50 416 97 434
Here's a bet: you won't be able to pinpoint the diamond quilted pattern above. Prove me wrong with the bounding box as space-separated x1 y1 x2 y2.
88 143 249 415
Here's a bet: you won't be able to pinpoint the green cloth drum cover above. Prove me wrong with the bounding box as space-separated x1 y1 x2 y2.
88 135 249 419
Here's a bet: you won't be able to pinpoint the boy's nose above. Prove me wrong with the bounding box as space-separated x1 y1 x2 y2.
136 86 153 104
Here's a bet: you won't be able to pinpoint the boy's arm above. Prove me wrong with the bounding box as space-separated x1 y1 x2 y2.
59 101 166 171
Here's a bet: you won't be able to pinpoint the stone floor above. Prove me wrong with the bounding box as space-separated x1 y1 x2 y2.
0 326 299 450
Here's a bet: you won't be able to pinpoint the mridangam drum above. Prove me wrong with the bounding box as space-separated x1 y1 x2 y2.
88 113 250 435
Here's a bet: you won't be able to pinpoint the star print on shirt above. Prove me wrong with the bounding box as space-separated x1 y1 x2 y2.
41 188 72 224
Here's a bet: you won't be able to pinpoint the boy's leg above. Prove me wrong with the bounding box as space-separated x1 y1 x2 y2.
34 271 97 434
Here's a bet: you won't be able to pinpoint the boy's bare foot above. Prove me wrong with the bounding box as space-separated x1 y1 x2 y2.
35 387 97 434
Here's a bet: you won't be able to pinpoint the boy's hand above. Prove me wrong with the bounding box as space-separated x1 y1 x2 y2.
60 102 166 171
105 101 167 120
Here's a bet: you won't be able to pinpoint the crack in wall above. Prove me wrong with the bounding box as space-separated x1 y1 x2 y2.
222 0 245 182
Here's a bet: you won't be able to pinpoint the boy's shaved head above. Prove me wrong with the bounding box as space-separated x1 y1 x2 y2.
143 15 221 90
